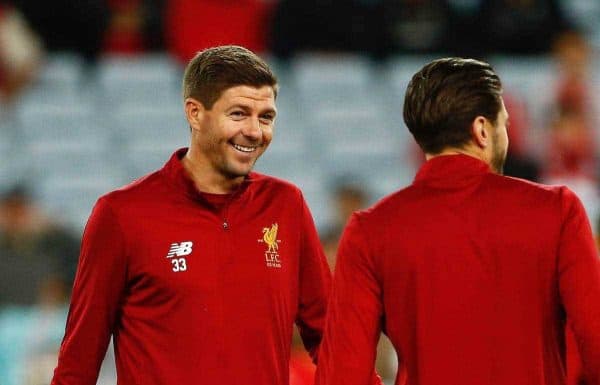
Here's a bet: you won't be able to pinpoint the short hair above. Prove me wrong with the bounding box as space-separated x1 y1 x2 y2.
403 58 503 154
182 45 278 109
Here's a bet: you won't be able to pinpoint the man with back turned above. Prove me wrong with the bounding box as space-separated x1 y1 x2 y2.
316 58 600 385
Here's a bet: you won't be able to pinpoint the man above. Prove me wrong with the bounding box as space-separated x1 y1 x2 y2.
52 45 331 385
0 184 79 306
316 58 600 385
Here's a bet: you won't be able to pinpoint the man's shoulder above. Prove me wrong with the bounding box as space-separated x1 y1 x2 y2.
97 169 165 209
487 173 567 199
249 172 303 198
356 174 569 222
491 175 586 217
352 184 415 224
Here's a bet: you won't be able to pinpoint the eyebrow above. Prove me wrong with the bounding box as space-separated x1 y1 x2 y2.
228 104 277 116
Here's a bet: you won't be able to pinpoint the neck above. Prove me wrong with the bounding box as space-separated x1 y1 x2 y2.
425 145 487 164
182 148 244 194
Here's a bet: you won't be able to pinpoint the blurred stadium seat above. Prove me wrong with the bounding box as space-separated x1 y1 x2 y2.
96 54 181 108
4 52 599 233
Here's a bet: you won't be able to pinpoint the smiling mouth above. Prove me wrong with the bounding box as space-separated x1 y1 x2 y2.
232 143 258 153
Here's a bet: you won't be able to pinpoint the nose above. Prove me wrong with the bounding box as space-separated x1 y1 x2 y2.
242 117 262 140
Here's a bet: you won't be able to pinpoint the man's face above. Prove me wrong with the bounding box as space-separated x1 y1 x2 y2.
490 99 509 175
192 85 276 181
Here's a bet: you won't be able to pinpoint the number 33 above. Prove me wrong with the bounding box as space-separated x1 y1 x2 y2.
172 258 187 272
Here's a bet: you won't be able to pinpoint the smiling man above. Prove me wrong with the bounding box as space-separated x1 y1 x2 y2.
51 46 331 385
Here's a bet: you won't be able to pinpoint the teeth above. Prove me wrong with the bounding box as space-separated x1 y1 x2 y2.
233 144 256 153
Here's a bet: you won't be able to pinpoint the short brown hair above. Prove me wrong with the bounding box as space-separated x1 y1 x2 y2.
182 45 278 109
403 58 502 154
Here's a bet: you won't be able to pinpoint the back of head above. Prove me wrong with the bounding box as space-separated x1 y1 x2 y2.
182 45 278 109
403 58 502 154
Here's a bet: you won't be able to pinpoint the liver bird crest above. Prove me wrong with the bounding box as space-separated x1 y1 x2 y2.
262 223 279 253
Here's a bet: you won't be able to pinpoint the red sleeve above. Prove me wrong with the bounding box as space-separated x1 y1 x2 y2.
52 197 128 385
558 187 600 383
315 213 384 385
295 194 332 363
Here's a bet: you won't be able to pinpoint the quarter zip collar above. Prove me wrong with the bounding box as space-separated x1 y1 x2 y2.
160 147 253 209
413 154 492 188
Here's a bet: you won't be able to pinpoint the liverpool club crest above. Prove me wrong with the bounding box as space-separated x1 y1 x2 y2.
259 223 281 268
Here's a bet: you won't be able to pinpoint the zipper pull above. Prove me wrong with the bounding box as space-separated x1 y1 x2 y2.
222 221 229 230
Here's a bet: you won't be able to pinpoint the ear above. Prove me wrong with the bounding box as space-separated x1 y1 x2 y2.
471 116 490 149
184 97 205 131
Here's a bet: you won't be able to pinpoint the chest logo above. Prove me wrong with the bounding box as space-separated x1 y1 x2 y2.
166 242 193 258
259 223 281 268
166 241 193 272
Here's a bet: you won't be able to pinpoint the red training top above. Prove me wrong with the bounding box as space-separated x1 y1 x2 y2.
316 154 600 385
52 148 331 385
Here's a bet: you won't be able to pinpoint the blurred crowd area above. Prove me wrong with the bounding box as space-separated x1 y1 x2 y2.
1 0 600 384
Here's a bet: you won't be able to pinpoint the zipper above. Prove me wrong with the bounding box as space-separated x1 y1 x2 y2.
220 195 233 231
220 181 247 231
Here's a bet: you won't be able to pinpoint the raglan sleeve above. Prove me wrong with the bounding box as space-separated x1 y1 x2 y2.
51 197 128 385
315 213 383 385
295 193 332 363
557 187 600 383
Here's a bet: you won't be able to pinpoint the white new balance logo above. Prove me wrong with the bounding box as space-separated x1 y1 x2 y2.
166 242 193 258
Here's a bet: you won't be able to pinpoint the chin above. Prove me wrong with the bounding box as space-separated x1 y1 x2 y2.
224 164 254 179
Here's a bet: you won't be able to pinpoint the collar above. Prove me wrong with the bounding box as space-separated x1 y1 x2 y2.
159 148 254 206
413 154 492 188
